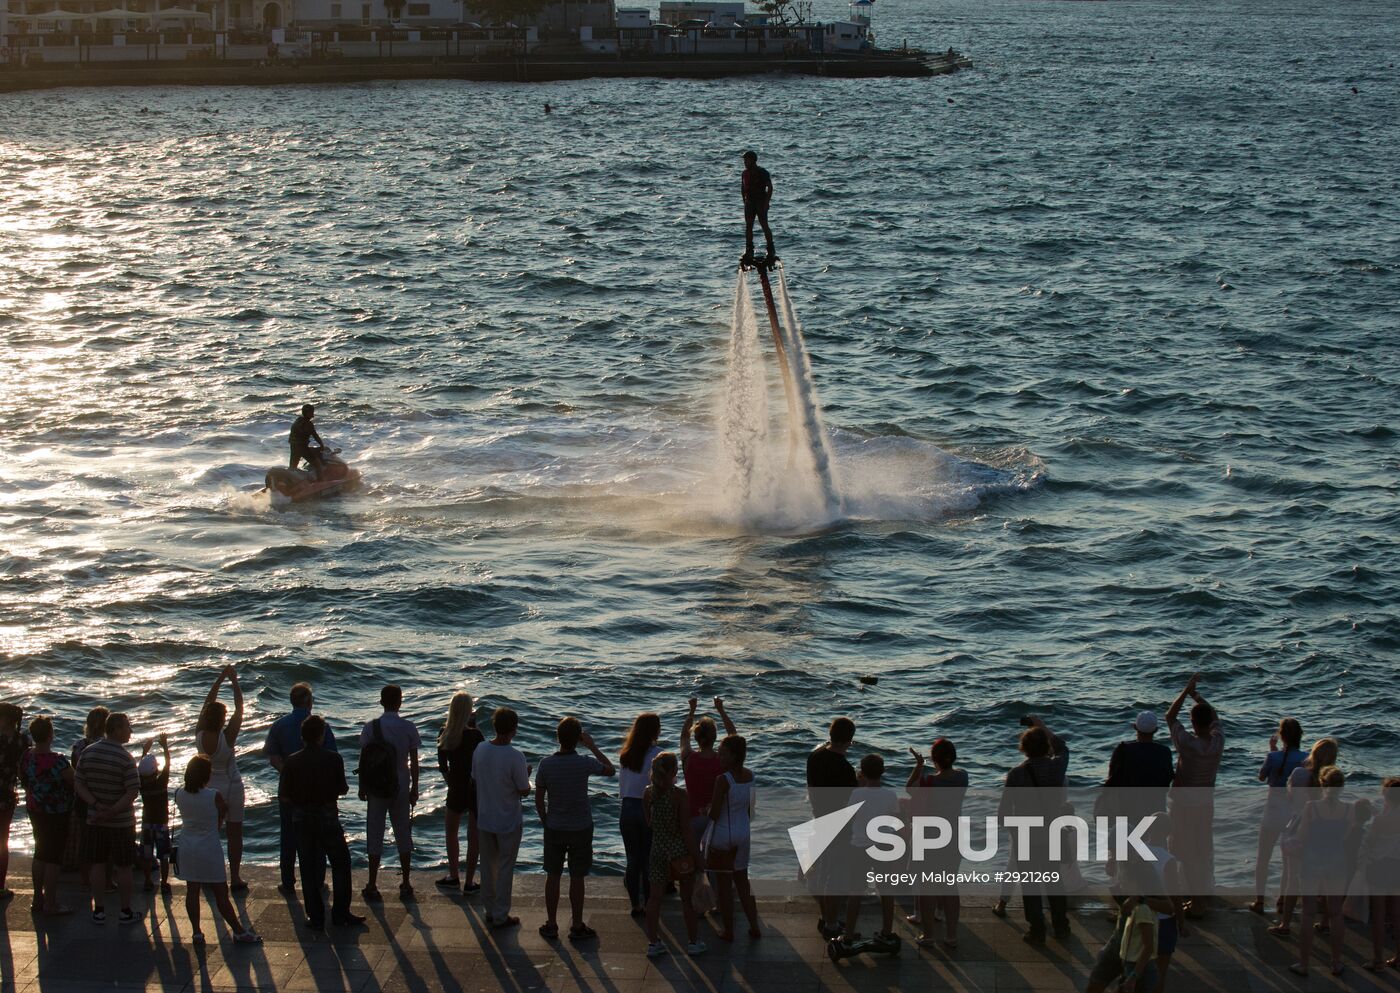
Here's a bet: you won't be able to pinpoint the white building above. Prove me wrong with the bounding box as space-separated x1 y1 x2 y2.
657 0 743 25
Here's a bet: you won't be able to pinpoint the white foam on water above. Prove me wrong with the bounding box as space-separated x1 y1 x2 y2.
706 268 845 530
774 267 842 520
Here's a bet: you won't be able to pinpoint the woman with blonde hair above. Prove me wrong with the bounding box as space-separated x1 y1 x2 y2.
436 692 484 893
197 665 246 891
1270 736 1339 936
1288 766 1353 977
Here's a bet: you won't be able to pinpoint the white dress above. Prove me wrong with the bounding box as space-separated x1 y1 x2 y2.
175 788 226 884
206 733 245 822
708 772 754 870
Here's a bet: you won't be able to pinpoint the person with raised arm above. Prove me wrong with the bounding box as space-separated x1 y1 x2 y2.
907 737 968 948
681 695 734 896
198 664 247 891
1164 673 1224 917
137 733 172 893
535 716 615 941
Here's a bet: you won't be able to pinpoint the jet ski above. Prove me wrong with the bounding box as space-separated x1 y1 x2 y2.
263 445 361 502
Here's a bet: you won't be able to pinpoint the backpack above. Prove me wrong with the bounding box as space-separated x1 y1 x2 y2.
355 720 399 801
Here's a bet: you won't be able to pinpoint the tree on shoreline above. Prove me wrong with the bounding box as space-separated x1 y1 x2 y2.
758 0 812 26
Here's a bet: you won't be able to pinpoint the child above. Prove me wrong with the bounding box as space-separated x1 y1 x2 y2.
175 754 260 944
642 752 706 958
842 754 900 943
139 734 172 893
1117 858 1161 993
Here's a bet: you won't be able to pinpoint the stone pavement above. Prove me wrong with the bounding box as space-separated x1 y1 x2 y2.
2 861 1399 993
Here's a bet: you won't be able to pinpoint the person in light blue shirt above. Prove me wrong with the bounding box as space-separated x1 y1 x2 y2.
264 682 337 892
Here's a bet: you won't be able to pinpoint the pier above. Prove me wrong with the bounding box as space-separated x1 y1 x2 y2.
0 860 1392 993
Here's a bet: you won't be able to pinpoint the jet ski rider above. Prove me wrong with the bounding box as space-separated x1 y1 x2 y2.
288 403 325 479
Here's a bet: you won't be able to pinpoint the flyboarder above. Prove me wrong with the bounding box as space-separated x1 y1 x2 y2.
741 150 776 266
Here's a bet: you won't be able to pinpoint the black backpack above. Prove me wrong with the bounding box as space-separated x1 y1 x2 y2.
355 719 399 801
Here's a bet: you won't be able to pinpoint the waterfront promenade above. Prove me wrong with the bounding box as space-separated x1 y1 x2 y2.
0 49 965 93
2 861 1397 993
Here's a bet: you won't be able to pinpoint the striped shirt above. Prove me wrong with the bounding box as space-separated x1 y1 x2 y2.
77 739 139 827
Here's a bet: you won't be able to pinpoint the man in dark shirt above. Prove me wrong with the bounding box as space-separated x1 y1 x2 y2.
280 714 364 930
997 717 1071 943
264 682 338 894
1103 711 1174 819
741 150 776 263
288 403 325 478
805 717 856 938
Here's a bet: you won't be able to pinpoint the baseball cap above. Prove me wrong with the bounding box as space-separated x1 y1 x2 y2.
138 754 158 776
1134 711 1159 734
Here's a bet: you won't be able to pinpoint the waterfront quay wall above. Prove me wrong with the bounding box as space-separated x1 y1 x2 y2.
0 48 967 91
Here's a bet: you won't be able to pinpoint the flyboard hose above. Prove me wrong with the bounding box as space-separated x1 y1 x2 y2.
745 259 800 465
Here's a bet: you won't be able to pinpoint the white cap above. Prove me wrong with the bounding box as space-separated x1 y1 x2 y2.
138 755 158 777
1134 711 1159 734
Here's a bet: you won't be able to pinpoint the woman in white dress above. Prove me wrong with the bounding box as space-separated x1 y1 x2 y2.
197 664 246 890
706 734 760 941
174 755 260 944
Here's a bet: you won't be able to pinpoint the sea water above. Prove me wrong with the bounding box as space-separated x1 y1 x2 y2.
0 0 1397 872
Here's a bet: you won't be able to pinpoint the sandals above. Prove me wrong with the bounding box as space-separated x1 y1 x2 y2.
569 923 598 941
229 881 249 894
435 877 461 889
234 930 263 944
488 915 520 930
539 922 559 939
992 900 1008 918
361 885 382 903
1288 964 1308 977
1247 899 1265 914
1267 923 1291 937
399 882 416 901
